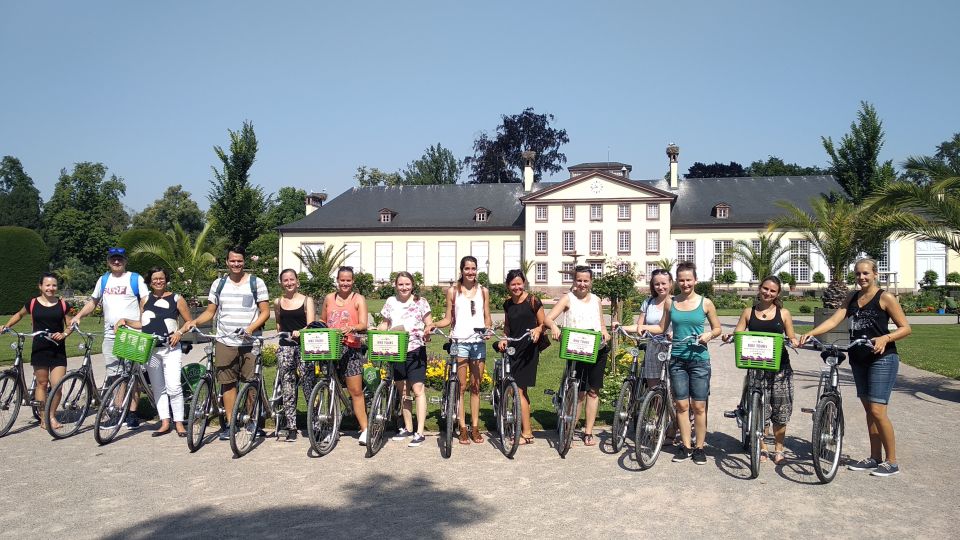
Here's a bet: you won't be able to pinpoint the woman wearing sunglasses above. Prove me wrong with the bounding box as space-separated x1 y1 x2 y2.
430 256 493 444
614 269 673 389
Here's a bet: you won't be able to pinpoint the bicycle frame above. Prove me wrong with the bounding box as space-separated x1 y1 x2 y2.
0 330 50 435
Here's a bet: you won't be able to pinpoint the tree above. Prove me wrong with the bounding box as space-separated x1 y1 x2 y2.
208 120 267 248
294 244 350 300
592 260 638 371
822 101 896 204
653 258 676 272
130 222 219 306
747 156 827 177
354 166 403 187
900 133 960 185
465 107 570 184
403 143 462 185
725 232 793 282
769 198 883 308
0 227 49 313
0 156 43 231
865 175 960 256
43 162 128 268
686 161 747 178
132 185 205 236
263 187 307 229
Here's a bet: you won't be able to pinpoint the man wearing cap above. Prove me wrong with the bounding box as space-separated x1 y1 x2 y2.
72 247 149 429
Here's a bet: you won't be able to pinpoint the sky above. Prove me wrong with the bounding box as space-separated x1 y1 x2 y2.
2 0 958 214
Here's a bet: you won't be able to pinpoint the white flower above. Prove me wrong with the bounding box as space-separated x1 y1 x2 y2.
177 267 185 274
186 279 193 285
263 268 269 274
251 255 260 262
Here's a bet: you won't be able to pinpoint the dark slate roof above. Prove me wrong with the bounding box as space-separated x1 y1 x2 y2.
278 184 526 232
640 175 843 228
568 161 632 171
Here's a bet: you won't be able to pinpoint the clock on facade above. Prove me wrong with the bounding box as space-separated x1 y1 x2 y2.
590 179 603 194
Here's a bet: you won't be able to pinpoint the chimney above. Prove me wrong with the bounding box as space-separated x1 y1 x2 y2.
522 150 536 192
305 191 327 215
667 143 680 190
620 165 629 178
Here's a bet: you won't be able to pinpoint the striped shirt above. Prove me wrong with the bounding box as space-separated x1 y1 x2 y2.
207 275 269 346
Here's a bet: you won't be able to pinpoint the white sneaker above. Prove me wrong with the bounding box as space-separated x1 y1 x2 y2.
408 433 426 447
392 428 413 441
358 430 368 446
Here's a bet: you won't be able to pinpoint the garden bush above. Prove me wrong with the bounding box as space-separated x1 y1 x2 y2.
712 292 746 310
812 271 825 284
694 282 714 297
0 226 49 314
118 228 170 277
353 271 375 297
799 304 812 314
921 270 939 289
947 272 960 285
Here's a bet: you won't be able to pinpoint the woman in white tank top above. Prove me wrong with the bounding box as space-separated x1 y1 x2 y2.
544 266 611 447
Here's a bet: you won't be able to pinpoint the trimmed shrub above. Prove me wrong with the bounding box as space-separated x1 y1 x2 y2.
0 226 50 314
353 272 375 297
812 271 825 284
694 282 714 297
717 270 737 285
947 272 960 285
799 304 812 314
921 270 939 288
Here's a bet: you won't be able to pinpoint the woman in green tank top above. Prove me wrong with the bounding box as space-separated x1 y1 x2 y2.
642 262 721 465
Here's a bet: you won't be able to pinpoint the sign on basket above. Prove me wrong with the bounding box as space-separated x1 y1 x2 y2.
740 334 775 362
372 334 400 356
303 332 331 355
734 331 783 371
566 332 597 356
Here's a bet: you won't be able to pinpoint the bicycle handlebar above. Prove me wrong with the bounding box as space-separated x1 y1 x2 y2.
804 336 874 351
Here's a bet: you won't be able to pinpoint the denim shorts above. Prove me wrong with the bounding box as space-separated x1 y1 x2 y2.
453 341 486 361
850 352 899 404
669 358 711 402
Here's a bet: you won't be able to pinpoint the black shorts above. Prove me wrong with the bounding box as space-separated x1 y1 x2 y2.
392 346 427 384
31 353 67 370
581 345 609 392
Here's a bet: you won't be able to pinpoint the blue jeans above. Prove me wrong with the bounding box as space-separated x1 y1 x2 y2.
850 353 899 404
669 358 711 402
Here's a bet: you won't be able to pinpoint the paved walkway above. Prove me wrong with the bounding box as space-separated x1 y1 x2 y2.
1 328 958 538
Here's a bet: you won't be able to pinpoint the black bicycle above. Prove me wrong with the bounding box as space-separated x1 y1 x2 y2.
491 329 530 459
185 328 226 452
44 323 105 439
429 327 485 459
306 333 363 457
228 332 288 457
0 329 54 437
364 346 403 458
545 327 607 458
610 327 653 453
93 335 169 445
801 337 872 484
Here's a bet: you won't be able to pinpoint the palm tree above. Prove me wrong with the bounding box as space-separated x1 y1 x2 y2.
654 258 676 272
294 244 350 297
866 166 960 256
130 222 219 306
725 232 793 284
769 198 881 308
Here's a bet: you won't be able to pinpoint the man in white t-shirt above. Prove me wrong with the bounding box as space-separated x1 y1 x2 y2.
184 246 270 440
72 247 149 428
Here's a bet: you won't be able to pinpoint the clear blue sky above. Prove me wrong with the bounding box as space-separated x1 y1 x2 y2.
2 0 958 213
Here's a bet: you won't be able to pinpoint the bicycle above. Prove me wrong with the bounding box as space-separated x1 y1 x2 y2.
185 328 226 452
609 326 654 453
364 342 404 458
490 329 530 459
801 337 872 484
633 334 698 469
44 323 105 439
0 329 55 437
306 332 364 457
429 327 486 459
228 332 289 457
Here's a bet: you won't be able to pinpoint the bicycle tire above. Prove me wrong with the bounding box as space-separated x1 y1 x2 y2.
229 381 262 457
365 381 389 458
812 394 844 484
500 381 521 458
739 385 750 451
45 371 92 439
307 379 340 456
440 379 458 459
186 377 213 452
30 384 42 422
610 379 634 453
557 380 578 458
635 386 668 469
94 376 131 445
0 372 22 437
748 391 763 479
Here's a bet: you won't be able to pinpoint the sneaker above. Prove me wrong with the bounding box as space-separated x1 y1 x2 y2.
408 433 426 447
285 430 298 443
218 429 230 441
125 416 141 430
870 461 900 477
723 406 743 419
672 446 692 462
692 447 707 465
847 457 880 471
392 428 413 441
358 430 368 446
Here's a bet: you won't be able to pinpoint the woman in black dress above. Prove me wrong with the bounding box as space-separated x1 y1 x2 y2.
1 272 72 430
496 269 547 445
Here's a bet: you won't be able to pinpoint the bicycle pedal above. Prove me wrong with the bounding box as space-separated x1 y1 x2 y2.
429 397 442 404
801 407 814 414
543 389 555 396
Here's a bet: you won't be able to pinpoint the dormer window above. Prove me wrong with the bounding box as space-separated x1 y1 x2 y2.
379 208 396 223
713 204 730 219
474 207 490 222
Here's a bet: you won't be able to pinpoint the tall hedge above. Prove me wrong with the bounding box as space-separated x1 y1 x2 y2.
119 228 171 277
0 226 50 314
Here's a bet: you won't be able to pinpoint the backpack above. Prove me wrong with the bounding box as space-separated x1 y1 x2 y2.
213 274 262 305
98 272 141 299
28 297 68 317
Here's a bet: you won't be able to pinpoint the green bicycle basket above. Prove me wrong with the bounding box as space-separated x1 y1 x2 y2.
367 330 409 363
113 326 156 364
559 327 602 364
734 331 783 371
300 328 343 361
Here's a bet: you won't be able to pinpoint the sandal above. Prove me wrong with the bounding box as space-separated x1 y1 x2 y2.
458 428 471 445
471 426 484 444
520 435 535 445
583 433 596 446
772 451 786 465
759 450 769 463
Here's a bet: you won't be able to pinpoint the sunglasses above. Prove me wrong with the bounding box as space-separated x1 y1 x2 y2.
108 247 126 256
651 269 670 277
470 300 476 316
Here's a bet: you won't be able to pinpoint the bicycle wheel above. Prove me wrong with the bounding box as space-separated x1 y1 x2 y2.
610 379 634 453
557 380 578 458
0 373 22 437
307 379 340 456
94 376 131 445
748 392 763 479
739 385 750 451
500 381 521 458
440 379 458 459
229 381 262 458
365 381 389 458
186 377 213 452
811 394 844 484
635 387 668 469
45 371 93 439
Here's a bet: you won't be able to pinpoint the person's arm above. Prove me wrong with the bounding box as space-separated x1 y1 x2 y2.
545 295 568 340
700 298 722 344
722 307 751 342
318 294 331 325
303 296 316 334
640 308 670 335
1 306 27 332
483 287 493 330
780 308 799 348
596 295 611 342
183 304 217 332
531 300 547 344
248 300 271 335
71 297 99 326
170 295 193 346
355 294 369 332
875 292 912 355
274 299 284 333
800 292 853 345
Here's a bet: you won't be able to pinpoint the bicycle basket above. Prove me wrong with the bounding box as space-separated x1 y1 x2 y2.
113 326 156 364
300 328 343 361
559 328 602 364
734 331 783 371
367 330 409 363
